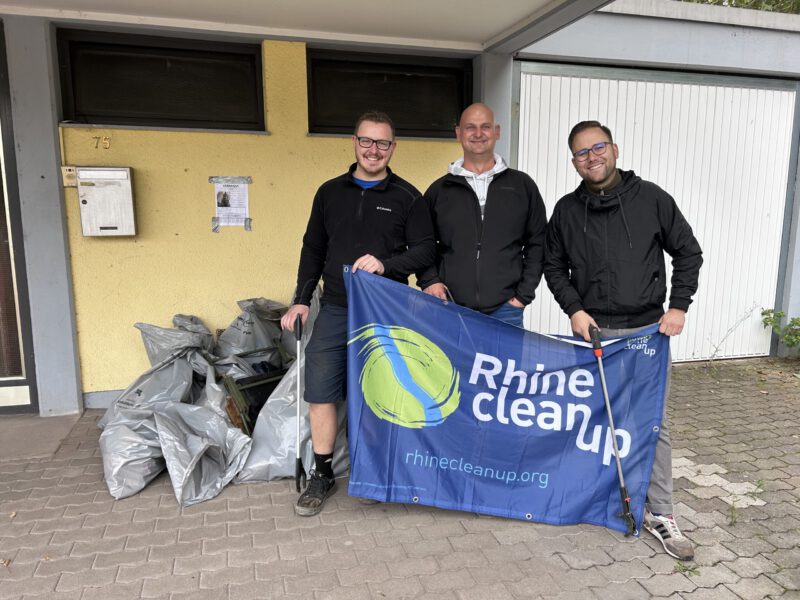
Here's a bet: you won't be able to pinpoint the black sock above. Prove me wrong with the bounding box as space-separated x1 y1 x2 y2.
314 452 334 479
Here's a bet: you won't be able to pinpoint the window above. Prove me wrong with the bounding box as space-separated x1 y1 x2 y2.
307 49 472 138
57 29 265 131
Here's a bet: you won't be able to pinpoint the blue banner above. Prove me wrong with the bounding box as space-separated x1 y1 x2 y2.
344 269 668 534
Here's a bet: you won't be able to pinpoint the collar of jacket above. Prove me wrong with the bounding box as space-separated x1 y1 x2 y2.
346 163 394 191
441 168 509 189
576 169 641 211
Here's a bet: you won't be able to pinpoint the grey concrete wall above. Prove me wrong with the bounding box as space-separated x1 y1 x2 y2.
473 52 514 162
520 11 800 78
4 16 82 415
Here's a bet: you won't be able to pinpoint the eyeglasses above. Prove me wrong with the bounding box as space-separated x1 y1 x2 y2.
572 142 612 162
357 136 393 151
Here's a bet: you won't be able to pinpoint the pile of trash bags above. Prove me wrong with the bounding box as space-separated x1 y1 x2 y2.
98 292 349 507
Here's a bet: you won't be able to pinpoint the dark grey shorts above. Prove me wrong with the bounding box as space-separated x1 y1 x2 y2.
304 303 348 404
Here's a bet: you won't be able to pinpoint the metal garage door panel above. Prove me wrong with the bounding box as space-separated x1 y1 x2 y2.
516 63 796 361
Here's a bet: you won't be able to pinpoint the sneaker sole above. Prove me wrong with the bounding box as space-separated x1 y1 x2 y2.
643 522 694 561
294 483 336 517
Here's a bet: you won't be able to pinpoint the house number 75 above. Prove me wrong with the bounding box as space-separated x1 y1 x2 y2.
92 136 111 149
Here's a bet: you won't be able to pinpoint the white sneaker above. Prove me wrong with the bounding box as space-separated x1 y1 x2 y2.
643 510 695 561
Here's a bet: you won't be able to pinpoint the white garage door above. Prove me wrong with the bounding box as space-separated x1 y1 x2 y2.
516 62 797 361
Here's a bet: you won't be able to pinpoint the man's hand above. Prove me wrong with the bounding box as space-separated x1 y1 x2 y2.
570 310 598 342
508 298 524 308
352 254 384 275
659 308 686 336
280 304 310 331
423 283 449 301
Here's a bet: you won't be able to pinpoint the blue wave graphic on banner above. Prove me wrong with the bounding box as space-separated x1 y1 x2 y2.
344 269 668 534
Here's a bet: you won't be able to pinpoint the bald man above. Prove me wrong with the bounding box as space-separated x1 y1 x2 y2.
417 103 547 327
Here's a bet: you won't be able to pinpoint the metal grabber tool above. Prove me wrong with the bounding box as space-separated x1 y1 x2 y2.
589 325 638 536
294 315 307 493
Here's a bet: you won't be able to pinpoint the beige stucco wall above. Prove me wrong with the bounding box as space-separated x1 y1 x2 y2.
61 40 460 392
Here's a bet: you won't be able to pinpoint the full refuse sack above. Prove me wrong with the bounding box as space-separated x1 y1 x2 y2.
236 289 350 482
214 298 290 370
99 313 251 504
154 402 252 506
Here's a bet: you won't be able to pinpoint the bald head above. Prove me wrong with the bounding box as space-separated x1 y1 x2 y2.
459 103 495 128
456 103 500 169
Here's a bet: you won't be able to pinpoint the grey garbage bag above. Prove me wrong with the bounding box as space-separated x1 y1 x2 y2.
214 298 286 368
154 403 252 507
98 350 194 499
136 316 213 367
99 408 165 500
193 363 228 420
98 353 194 429
213 355 257 380
236 288 349 482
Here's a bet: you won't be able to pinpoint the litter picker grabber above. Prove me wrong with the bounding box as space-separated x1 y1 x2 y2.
588 325 638 537
294 315 307 493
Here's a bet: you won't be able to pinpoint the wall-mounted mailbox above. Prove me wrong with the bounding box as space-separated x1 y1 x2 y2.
76 167 135 236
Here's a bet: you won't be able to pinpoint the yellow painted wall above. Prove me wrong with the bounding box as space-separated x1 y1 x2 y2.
62 40 461 392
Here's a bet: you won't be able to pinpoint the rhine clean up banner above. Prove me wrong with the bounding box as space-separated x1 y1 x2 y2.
344 269 668 534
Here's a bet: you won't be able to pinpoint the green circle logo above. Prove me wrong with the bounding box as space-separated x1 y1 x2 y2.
349 324 460 428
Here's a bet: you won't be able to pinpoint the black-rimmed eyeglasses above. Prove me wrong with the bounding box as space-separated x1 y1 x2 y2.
357 136 393 151
572 142 612 162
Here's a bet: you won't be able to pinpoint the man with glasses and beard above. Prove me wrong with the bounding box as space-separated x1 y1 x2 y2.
544 120 703 561
281 111 435 516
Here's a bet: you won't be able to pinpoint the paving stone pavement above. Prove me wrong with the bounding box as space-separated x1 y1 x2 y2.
1 358 798 599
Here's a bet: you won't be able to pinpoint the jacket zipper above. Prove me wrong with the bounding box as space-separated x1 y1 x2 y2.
357 189 365 221
604 211 610 321
474 191 484 309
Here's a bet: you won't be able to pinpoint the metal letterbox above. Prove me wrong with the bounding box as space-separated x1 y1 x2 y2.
76 167 135 236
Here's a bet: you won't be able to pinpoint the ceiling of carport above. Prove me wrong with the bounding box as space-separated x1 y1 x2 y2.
2 0 611 53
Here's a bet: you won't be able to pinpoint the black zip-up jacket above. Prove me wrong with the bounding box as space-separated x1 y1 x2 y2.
544 170 703 328
293 164 435 307
417 168 547 313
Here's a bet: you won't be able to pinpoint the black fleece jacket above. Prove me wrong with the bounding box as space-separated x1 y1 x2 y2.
293 165 435 308
417 168 547 313
544 170 703 328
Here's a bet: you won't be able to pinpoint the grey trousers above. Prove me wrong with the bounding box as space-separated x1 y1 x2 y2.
602 326 673 516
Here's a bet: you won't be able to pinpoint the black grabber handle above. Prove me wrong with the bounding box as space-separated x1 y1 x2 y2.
589 324 603 358
294 315 306 494
294 314 303 341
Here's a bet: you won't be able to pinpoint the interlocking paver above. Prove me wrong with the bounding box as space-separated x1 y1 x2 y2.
724 573 785 598
140 573 200 598
456 583 514 600
0 359 798 599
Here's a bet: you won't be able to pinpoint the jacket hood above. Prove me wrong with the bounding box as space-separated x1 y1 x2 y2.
576 169 641 211
575 169 641 248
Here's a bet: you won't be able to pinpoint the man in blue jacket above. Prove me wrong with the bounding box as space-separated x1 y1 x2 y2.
418 103 547 327
544 120 703 560
281 111 435 516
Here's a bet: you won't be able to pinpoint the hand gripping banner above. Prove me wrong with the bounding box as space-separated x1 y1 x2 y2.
344 269 669 534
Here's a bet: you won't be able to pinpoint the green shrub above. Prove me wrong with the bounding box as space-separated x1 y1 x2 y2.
761 309 800 350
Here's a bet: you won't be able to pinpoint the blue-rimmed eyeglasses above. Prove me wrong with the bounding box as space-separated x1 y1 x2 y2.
572 142 612 162
357 136 393 151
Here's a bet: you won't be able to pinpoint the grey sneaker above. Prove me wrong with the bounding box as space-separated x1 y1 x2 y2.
295 471 336 517
643 510 694 560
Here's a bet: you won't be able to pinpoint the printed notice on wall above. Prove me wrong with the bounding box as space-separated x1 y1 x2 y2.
209 176 253 232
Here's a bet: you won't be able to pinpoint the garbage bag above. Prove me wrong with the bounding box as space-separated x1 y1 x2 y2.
236 288 349 482
98 353 194 430
154 403 252 507
133 314 212 367
193 363 228 420
99 408 165 500
213 355 257 380
214 298 286 367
